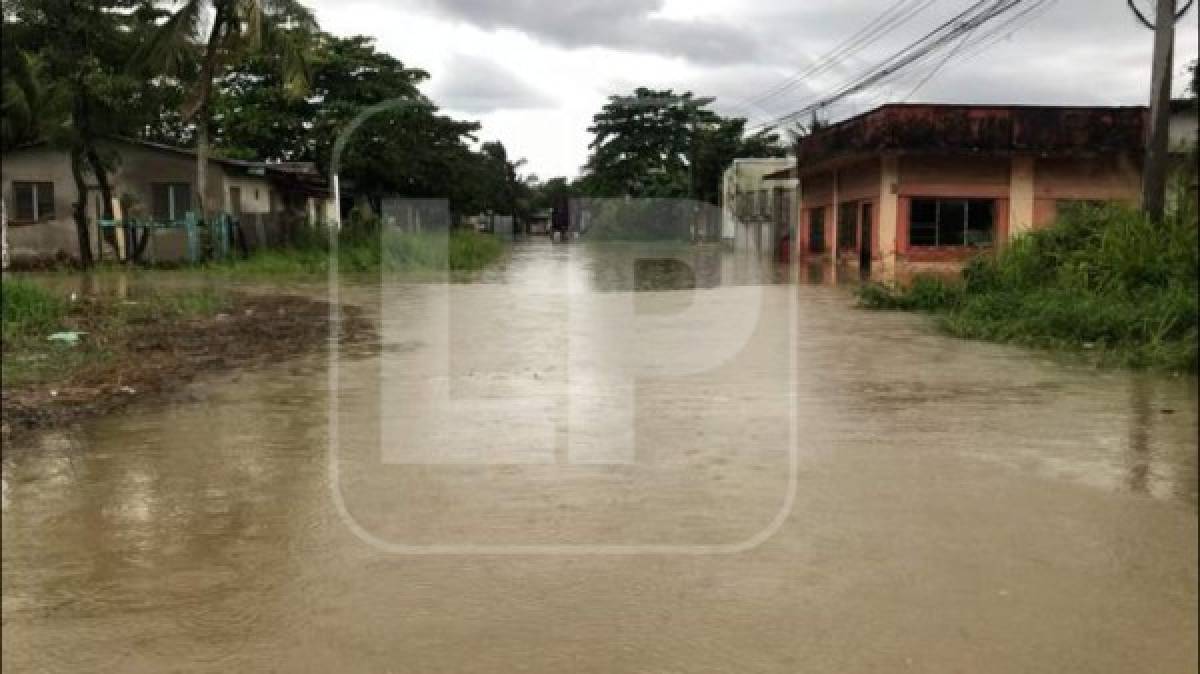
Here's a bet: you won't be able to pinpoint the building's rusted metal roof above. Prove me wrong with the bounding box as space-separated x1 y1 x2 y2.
795 104 1148 172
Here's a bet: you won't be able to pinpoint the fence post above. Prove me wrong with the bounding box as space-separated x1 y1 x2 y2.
185 211 198 263
217 214 227 260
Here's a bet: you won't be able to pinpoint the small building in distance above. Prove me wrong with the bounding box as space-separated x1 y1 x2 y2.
719 157 796 257
527 208 553 235
777 103 1147 275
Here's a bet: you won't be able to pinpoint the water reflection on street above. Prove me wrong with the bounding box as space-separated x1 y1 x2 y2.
3 240 1197 673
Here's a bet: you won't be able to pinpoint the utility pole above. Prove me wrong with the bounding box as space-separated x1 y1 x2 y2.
1128 0 1193 220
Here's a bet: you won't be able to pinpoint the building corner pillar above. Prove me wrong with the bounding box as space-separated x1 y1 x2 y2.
1009 155 1035 239
877 154 900 275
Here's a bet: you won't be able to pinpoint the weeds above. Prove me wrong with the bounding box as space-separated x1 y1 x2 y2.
858 202 1199 372
2 278 69 343
217 219 506 277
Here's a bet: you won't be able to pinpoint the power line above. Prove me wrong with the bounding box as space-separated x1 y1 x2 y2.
903 23 979 100
743 0 1033 134
736 0 941 114
942 0 1059 69
854 0 1058 107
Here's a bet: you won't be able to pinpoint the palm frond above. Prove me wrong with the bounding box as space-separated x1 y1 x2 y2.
256 0 316 99
1 47 43 145
130 0 205 77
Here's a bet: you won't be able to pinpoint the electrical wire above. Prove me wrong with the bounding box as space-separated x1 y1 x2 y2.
742 0 1033 134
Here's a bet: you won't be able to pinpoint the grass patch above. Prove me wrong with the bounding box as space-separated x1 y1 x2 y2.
2 278 69 344
1 278 232 389
858 202 1199 372
215 226 506 277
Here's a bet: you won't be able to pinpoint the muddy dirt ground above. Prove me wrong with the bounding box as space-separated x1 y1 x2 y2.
1 294 376 432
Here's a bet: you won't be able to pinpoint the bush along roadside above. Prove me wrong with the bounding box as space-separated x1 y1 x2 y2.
857 202 1199 372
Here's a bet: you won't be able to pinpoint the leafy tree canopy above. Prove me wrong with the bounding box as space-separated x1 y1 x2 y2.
580 87 785 202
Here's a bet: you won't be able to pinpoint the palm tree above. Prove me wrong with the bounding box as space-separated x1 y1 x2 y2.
138 0 316 221
1 42 43 149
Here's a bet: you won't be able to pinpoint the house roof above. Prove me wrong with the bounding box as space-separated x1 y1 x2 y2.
112 137 263 170
795 103 1149 174
6 137 329 192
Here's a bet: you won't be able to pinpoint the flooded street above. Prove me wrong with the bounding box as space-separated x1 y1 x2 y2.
3 242 1197 673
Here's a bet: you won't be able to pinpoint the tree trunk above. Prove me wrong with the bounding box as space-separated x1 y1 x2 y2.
194 6 225 225
196 114 210 222
69 148 95 268
83 147 123 259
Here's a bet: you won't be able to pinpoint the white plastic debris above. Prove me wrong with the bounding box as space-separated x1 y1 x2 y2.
47 331 86 345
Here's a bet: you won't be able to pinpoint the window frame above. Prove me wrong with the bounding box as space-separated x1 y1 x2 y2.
151 182 193 222
907 197 995 248
10 181 55 224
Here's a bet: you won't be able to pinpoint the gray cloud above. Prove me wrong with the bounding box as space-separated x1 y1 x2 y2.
429 53 553 113
308 0 1199 177
415 0 766 64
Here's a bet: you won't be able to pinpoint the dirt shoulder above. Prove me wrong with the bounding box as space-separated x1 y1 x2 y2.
2 292 376 433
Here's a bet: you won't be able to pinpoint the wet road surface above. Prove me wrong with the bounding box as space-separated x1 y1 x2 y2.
3 242 1197 672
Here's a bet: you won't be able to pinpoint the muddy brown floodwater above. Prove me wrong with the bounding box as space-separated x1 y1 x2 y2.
3 241 1197 673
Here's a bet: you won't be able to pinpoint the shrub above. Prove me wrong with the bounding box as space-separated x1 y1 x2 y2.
859 202 1199 371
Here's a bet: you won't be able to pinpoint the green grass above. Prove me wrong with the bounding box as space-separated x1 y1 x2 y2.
1 278 233 388
858 202 1199 372
215 228 506 277
2 278 69 344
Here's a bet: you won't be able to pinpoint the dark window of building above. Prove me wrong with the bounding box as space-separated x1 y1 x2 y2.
909 198 995 247
909 198 938 246
837 201 858 250
151 182 192 222
12 181 54 222
809 207 826 253
966 199 994 245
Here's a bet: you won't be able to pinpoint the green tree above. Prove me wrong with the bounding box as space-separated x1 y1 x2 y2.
138 0 318 220
692 117 783 204
529 176 578 211
581 88 717 198
204 31 509 221
581 87 784 202
0 39 44 150
210 33 428 163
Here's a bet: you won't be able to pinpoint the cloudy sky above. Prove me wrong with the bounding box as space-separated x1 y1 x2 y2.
309 0 1199 179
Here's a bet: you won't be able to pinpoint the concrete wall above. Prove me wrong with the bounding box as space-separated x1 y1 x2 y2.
1031 155 1141 227
225 177 272 216
2 147 88 261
